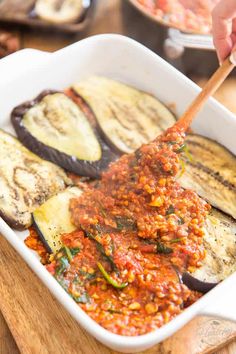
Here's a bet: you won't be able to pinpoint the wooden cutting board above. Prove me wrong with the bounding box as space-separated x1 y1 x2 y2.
0 235 236 354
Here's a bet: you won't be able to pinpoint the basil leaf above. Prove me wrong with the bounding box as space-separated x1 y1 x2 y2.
70 247 80 256
156 242 173 254
56 256 69 275
166 205 175 215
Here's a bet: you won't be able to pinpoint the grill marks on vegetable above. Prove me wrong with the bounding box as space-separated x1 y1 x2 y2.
11 77 177 177
11 90 116 178
191 208 236 284
0 129 69 230
108 100 150 142
72 76 176 154
187 160 235 191
179 134 236 219
183 136 235 189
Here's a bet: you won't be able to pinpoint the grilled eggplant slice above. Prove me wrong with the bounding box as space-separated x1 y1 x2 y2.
193 208 236 283
0 129 69 230
180 134 236 219
72 76 176 153
33 186 82 253
182 208 236 292
11 91 115 178
181 272 217 294
35 0 84 24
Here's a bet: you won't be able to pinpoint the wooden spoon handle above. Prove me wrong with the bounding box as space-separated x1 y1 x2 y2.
176 56 235 131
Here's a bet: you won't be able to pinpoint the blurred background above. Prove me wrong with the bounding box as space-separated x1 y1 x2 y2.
0 0 236 113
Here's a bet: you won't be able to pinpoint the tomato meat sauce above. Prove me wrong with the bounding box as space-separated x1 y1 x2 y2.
137 0 219 34
25 227 50 265
27 124 209 335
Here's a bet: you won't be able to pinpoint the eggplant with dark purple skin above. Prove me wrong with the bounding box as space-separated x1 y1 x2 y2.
176 134 236 293
0 128 70 230
180 134 236 220
72 76 176 154
11 91 116 179
181 272 217 294
182 208 236 293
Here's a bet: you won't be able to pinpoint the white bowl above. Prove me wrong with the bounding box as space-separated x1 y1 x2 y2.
0 34 236 353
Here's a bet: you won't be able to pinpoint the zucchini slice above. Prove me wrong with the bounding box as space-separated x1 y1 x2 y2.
0 129 69 230
33 186 83 253
72 76 176 153
180 134 236 219
11 91 115 179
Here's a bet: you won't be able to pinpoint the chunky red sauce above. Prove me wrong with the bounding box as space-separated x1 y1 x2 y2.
42 124 209 336
137 0 219 34
25 227 50 265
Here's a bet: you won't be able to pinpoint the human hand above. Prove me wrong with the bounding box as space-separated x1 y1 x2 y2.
212 0 236 63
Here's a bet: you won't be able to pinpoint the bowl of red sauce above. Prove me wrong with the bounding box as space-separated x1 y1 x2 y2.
129 0 219 34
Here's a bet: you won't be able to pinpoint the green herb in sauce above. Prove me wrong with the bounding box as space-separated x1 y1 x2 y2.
55 246 80 276
175 144 186 153
176 142 193 162
183 144 193 162
79 269 97 280
72 292 90 304
169 238 182 243
72 276 82 285
82 227 118 271
178 217 185 225
64 246 73 261
56 256 69 276
166 205 175 215
70 247 81 256
97 262 128 289
97 201 107 218
156 242 173 254
107 308 123 314
178 159 186 178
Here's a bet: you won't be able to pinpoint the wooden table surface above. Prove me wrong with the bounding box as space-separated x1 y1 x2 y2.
0 1 236 353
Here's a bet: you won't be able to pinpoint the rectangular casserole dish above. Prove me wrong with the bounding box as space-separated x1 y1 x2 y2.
0 34 236 353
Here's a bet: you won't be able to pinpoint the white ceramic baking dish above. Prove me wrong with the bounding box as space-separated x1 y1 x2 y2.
0 34 236 353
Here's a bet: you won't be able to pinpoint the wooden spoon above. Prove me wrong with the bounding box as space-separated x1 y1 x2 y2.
176 55 236 132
